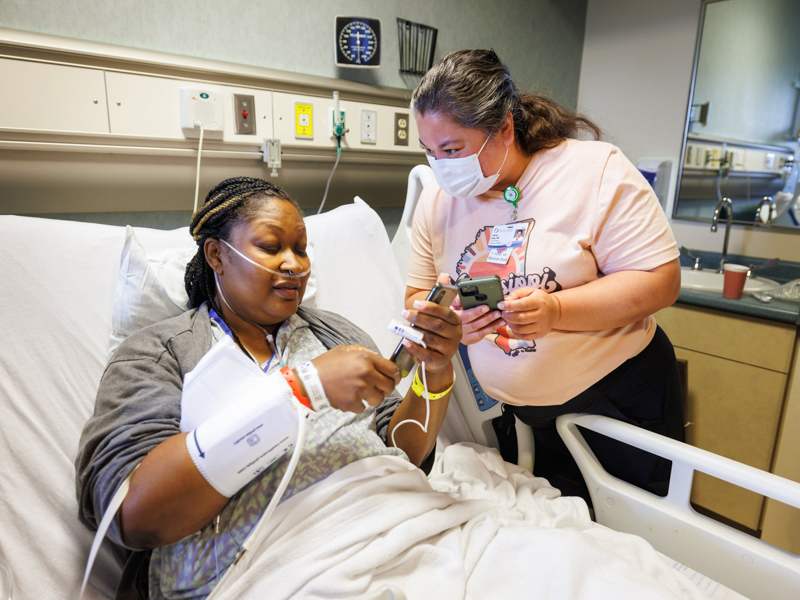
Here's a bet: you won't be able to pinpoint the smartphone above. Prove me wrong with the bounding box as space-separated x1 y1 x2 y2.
457 275 504 311
390 282 458 378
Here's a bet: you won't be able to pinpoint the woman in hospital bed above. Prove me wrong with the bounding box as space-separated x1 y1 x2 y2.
74 176 742 600
75 176 461 598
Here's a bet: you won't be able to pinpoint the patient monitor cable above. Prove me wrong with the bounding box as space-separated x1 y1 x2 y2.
386 319 455 449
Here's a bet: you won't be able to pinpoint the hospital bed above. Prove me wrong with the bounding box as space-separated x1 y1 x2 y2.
0 174 798 599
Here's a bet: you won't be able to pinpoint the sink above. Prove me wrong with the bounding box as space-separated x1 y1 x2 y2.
680 268 781 293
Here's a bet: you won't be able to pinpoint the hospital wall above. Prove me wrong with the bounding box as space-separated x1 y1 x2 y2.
0 1 587 235
578 0 800 263
0 0 586 105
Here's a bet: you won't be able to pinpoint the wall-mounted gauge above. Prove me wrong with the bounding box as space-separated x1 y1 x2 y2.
335 16 381 68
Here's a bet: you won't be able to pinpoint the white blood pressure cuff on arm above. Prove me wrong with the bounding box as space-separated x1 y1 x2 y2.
181 336 305 497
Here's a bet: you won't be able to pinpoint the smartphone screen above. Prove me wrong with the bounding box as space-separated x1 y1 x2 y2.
390 282 457 378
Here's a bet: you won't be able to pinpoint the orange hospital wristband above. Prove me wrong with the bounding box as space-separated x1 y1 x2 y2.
280 366 311 410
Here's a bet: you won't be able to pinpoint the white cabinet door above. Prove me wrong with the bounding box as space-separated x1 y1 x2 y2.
0 58 109 133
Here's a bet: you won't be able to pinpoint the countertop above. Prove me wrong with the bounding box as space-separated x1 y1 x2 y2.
677 251 800 325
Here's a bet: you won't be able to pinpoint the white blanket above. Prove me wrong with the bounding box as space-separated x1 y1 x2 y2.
209 443 745 600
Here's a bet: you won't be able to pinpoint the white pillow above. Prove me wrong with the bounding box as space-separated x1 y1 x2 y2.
109 226 318 355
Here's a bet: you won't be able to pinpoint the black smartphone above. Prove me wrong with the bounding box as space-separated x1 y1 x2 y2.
390 282 458 378
457 275 504 311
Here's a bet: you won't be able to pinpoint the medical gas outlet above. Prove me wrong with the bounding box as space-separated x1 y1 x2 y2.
295 103 313 139
329 107 347 139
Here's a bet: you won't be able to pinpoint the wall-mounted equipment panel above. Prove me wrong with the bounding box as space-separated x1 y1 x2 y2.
104 71 273 142
0 58 109 134
273 91 420 154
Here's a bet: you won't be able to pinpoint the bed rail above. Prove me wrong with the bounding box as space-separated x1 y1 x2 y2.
557 413 800 600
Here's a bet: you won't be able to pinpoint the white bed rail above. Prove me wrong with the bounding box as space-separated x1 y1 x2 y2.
557 413 800 600
390 165 434 279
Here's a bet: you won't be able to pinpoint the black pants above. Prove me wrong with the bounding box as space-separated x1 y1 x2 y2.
496 326 685 505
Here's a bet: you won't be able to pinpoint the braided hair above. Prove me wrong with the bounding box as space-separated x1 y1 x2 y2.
411 49 601 156
184 176 304 332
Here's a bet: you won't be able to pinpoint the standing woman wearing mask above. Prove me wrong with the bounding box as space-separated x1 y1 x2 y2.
405 49 684 503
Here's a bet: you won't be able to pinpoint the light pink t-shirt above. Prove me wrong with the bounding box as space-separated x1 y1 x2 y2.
407 139 679 406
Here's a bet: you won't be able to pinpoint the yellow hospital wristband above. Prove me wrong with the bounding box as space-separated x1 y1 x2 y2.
411 368 455 400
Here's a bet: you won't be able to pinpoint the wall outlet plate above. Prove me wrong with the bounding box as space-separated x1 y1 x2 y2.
295 103 313 139
394 112 409 146
233 93 256 135
360 109 377 144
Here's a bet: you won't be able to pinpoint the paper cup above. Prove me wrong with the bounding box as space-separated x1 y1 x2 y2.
722 264 749 299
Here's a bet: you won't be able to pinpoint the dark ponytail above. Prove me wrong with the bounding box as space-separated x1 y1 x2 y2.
411 49 600 156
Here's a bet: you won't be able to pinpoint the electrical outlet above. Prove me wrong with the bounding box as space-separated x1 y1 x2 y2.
394 112 409 146
233 94 256 135
361 109 377 144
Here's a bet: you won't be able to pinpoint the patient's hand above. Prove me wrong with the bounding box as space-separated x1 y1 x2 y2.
311 345 401 413
401 274 462 374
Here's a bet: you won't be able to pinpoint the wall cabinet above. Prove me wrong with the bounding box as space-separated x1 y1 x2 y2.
654 305 796 532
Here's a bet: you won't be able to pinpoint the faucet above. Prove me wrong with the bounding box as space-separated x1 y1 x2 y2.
711 197 732 273
754 196 775 225
680 246 702 270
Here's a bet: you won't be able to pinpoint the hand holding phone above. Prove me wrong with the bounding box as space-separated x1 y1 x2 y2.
455 275 506 345
457 275 504 311
390 282 458 378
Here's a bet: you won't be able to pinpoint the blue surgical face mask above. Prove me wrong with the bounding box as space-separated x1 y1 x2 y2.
220 239 311 278
426 135 508 198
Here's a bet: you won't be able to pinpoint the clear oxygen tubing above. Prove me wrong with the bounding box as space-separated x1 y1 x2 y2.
220 239 311 279
214 271 284 366
193 121 205 214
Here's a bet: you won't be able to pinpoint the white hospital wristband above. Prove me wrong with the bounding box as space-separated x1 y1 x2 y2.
296 361 330 412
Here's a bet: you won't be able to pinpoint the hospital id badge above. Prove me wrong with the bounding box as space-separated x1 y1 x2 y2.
487 223 528 264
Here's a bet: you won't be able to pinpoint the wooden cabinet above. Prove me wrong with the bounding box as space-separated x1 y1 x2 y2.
654 305 796 532
761 336 800 553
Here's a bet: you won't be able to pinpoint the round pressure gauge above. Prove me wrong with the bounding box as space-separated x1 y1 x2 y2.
335 17 381 68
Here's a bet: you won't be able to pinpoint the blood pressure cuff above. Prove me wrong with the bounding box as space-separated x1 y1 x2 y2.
186 387 300 497
180 337 309 497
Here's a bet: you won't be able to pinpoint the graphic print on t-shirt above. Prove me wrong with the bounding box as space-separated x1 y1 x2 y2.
454 219 562 357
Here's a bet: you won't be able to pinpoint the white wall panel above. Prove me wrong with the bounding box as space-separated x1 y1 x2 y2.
0 58 109 133
105 71 274 142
